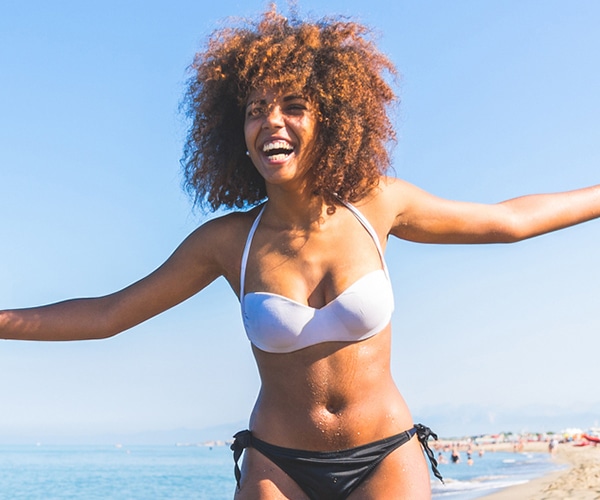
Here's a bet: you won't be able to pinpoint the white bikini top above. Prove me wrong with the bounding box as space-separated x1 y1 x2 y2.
240 201 394 353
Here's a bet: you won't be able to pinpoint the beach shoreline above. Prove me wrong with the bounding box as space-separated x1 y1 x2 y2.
478 441 600 499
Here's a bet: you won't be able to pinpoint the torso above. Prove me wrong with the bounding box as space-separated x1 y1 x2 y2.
224 190 415 451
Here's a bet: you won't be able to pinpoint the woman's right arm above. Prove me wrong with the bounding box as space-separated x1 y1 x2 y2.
0 217 228 341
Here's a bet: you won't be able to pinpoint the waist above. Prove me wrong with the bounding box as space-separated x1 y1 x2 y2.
249 389 413 450
250 341 411 449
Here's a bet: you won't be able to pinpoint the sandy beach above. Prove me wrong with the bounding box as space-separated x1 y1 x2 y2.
480 441 600 499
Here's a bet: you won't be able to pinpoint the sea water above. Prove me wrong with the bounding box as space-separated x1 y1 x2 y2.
0 444 561 499
431 449 564 499
0 445 234 499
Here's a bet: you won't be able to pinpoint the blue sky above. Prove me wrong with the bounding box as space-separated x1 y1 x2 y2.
1 0 599 442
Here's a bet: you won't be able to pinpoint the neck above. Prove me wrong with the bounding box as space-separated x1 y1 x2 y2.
263 187 332 230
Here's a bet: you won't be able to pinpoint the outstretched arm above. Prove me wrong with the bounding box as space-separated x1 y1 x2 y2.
387 178 600 244
0 218 226 341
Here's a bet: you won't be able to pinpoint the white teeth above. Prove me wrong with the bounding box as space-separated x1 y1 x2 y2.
262 140 294 153
268 153 290 161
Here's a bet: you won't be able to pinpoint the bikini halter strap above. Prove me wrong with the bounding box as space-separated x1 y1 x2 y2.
240 204 267 307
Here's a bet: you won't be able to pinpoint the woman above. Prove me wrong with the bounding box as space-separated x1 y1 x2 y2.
1 8 599 499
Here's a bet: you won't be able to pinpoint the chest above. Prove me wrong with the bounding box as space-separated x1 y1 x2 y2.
244 216 386 309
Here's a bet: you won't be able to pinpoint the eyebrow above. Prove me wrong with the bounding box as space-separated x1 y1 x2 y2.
246 94 307 109
246 99 262 109
283 94 306 102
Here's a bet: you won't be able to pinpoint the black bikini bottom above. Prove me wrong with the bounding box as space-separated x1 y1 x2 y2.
231 423 443 500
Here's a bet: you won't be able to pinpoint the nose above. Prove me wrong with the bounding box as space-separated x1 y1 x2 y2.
262 104 284 129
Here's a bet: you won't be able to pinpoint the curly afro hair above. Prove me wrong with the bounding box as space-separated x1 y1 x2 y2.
181 5 397 212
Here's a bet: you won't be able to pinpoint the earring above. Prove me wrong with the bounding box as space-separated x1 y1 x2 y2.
245 151 250 156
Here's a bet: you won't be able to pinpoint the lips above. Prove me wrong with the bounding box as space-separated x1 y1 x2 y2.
262 139 295 161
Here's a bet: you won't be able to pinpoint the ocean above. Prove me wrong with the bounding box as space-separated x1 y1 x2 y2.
0 445 233 499
0 444 562 499
431 448 564 499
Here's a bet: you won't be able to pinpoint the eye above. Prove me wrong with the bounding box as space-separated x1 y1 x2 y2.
246 105 266 118
285 101 309 115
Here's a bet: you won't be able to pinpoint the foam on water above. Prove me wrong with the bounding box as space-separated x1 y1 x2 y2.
431 450 564 499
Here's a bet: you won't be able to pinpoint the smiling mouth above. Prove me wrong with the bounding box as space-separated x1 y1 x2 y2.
262 140 295 161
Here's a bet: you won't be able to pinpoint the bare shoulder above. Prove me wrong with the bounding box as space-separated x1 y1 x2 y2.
378 176 425 205
182 207 261 287
352 176 419 235
192 209 257 238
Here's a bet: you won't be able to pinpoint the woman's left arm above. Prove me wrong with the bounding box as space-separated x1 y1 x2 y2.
387 178 600 244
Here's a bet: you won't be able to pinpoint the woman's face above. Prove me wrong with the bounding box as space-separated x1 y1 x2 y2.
244 87 319 189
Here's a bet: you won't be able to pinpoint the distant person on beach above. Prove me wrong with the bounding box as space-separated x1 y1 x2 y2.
1 6 599 499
